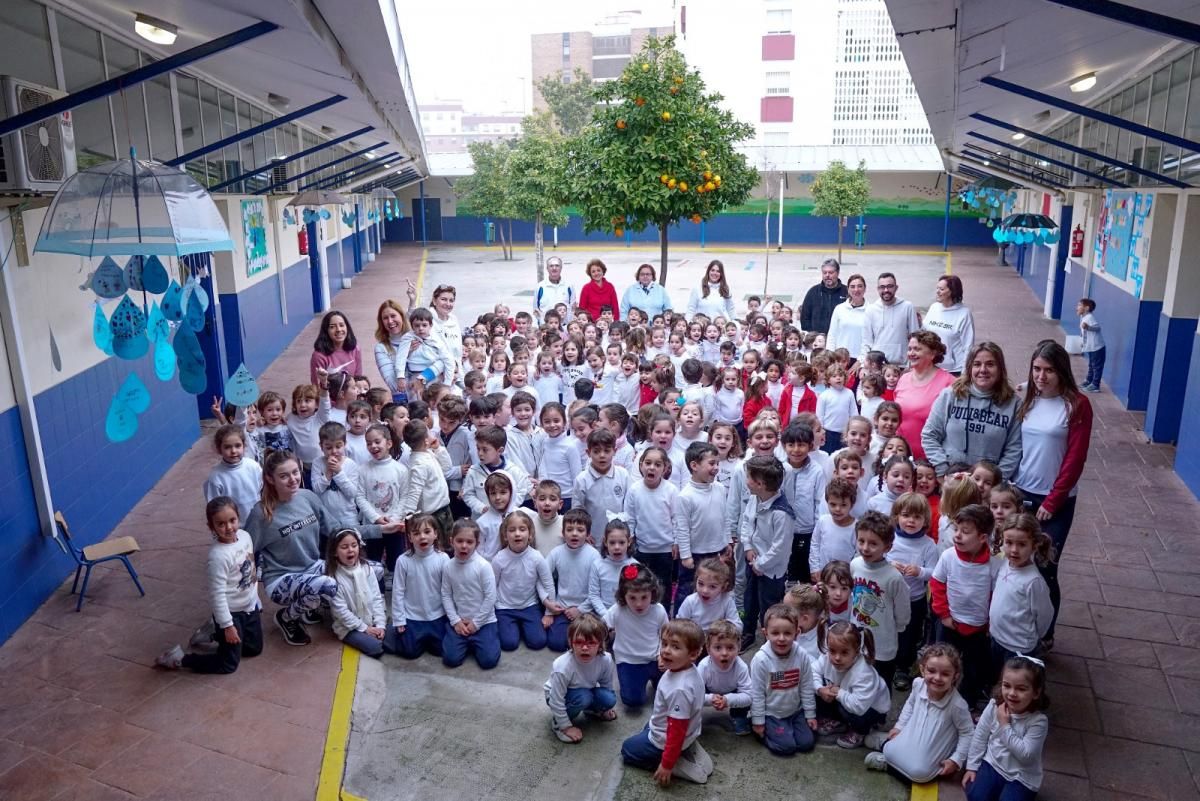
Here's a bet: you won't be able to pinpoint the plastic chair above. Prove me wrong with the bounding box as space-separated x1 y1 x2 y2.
54 512 145 611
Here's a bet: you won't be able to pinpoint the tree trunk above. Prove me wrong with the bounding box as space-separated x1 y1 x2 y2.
836 217 845 263
764 199 772 297
659 222 669 286
497 218 509 260
507 220 515 261
534 212 545 282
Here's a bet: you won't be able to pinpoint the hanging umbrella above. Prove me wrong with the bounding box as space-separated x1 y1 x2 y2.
999 213 1058 231
286 189 350 208
994 213 1061 246
369 188 397 199
34 157 233 257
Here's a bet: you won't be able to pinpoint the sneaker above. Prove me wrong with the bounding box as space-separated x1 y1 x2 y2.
685 741 714 776
864 751 888 771
189 619 216 649
300 608 322 626
837 731 865 749
816 718 847 736
671 749 709 784
892 672 912 692
1040 637 1055 653
275 609 311 646
732 716 753 736
864 731 890 751
739 634 756 654
154 644 184 670
551 720 578 744
1084 383 1102 393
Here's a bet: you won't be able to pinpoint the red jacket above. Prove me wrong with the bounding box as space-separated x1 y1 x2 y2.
778 383 817 427
743 394 771 429
929 545 991 635
1037 395 1093 515
639 382 658 408
578 279 619 322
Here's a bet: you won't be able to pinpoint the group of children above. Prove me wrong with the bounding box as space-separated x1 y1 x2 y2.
163 280 1056 799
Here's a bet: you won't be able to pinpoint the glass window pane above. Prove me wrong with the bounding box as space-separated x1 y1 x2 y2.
56 15 114 170
177 75 202 179
145 70 177 161
104 37 150 157
0 0 55 88
1162 53 1192 180
198 81 223 185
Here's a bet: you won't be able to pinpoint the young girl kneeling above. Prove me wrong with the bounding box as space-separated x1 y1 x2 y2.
385 514 450 659
814 622 891 749
492 512 558 651
440 518 501 669
327 529 387 657
604 563 669 708
544 613 617 744
963 656 1049 801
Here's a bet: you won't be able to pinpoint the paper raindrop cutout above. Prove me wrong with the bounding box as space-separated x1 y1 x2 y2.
154 336 176 381
110 296 149 360
161 280 184 322
105 396 138 442
185 289 205 333
225 363 261 407
49 324 62 372
174 325 207 394
117 372 151 414
90 256 128 299
93 304 114 356
320 209 331 220
142 255 169 294
147 301 169 343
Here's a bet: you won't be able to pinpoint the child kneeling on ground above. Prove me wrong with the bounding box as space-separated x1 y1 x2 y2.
544 613 617 743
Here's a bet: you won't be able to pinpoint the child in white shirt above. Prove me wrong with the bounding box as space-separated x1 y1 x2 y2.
603 562 669 708
544 508 600 651
988 513 1055 680
384 514 450 659
572 428 630 542
536 403 582 514
814 622 891 749
440 519 500 669
699 620 753 735
477 472 517 561
203 425 263 524
326 530 387 657
544 613 617 743
626 446 686 605
750 604 818 756
461 425 533 518
809 477 859 582
888 492 940 691
491 511 557 651
585 520 636 616
816 365 859 453
964 656 1050 798
676 558 740 635
850 511 911 690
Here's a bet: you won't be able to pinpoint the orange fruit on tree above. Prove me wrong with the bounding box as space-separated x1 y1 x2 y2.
691 214 702 224
714 175 722 185
700 149 708 157
660 174 669 184
705 181 715 191
615 227 624 236
615 119 626 130
667 178 677 189
703 170 712 180
661 111 671 121
674 75 684 84
641 63 649 72
669 86 679 95
678 181 688 192
635 97 646 106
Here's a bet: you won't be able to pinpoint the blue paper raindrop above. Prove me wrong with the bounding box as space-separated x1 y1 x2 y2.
117 373 151 414
93 304 114 356
154 337 176 381
225 363 261 407
174 325 207 394
320 209 331 220
185 290 205 333
110 296 149 360
161 280 184 322
105 398 138 442
147 301 169 343
90 256 128 299
142 255 169 294
124 255 145 290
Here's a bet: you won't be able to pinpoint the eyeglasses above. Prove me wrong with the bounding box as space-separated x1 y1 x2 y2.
877 283 897 290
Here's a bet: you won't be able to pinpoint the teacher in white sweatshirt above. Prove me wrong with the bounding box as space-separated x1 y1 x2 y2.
860 272 920 365
921 275 975 376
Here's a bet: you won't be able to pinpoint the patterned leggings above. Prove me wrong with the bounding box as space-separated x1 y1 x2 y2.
268 561 337 622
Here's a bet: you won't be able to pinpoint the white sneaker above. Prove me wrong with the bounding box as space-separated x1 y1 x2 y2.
864 751 888 771
672 748 709 784
864 731 890 751
155 645 184 670
685 741 714 776
189 620 216 649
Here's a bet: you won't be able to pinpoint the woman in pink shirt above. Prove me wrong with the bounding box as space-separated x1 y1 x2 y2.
310 310 363 386
894 331 954 460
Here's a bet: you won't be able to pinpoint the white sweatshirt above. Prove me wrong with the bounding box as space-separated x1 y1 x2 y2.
882 678 974 783
699 655 752 709
678 479 730 557
491 547 554 610
676 592 742 634
888 531 940 600
749 641 817 724
648 667 706 752
967 701 1049 792
573 464 631 541
345 432 370 466
205 530 259 629
398 450 450 518
861 298 921 364
356 456 410 524
392 548 449 626
505 424 540 477
203 459 263 524
922 302 975 375
476 500 517 562
286 413 322 464
809 514 858 576
331 562 386 639
585 556 637 615
850 557 912 661
932 547 998 627
519 509 564 558
544 651 616 730
546 542 600 608
604 602 669 664
712 387 744 426
989 562 1054 653
462 461 533 518
625 479 685 555
817 386 859 436
441 553 498 627
813 652 891 717
536 430 583 499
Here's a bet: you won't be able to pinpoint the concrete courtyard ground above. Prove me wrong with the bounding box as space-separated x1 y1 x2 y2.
1 241 1198 801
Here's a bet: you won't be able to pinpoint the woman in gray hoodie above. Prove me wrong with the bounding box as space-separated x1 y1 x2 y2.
920 342 1023 479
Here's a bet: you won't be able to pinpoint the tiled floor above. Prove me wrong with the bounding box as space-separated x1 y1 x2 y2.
3 243 1200 800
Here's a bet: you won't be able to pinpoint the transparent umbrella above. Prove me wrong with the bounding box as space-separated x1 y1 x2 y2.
34 157 233 257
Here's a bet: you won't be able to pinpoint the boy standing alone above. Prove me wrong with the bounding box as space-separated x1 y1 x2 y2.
1077 298 1105 393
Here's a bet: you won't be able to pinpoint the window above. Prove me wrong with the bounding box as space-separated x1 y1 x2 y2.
593 35 630 56
0 0 56 89
592 57 629 80
142 62 178 162
766 9 792 34
766 71 790 96
57 14 114 170
104 36 150 158
562 31 570 60
198 81 223 185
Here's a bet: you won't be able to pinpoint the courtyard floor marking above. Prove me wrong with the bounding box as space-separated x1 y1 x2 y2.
316 647 364 801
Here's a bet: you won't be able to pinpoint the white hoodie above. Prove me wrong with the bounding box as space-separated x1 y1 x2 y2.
922 302 976 374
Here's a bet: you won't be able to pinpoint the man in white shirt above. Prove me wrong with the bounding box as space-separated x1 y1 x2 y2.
860 272 920 365
535 257 575 322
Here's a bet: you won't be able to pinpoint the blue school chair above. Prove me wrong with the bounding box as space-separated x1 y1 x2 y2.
54 512 145 611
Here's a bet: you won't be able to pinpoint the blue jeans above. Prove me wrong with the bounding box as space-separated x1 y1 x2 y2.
342 629 385 658
617 660 661 707
965 760 1038 800
621 724 665 771
563 687 617 720
546 614 575 652
384 617 447 658
816 697 885 735
497 605 548 651
762 711 815 756
442 621 501 669
1085 347 1105 387
822 430 842 454
743 568 786 633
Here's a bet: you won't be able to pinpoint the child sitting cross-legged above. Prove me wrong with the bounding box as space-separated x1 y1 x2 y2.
326 529 387 657
544 613 618 744
699 620 753 736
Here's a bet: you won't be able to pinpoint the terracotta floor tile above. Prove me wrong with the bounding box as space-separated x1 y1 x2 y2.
90 733 208 797
0 750 90 801
0 737 35 775
141 746 283 801
47 778 139 801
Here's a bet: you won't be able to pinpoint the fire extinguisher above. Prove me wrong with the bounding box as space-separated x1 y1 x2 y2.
1070 224 1084 258
298 227 308 255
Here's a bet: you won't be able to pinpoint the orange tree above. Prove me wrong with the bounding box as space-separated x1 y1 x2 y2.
566 36 757 284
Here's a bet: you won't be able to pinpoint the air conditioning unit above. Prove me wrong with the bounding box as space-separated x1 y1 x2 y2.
270 162 293 193
0 76 77 194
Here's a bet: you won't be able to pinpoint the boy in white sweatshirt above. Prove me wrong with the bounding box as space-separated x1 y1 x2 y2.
700 620 753 735
676 443 731 610
544 613 617 743
544 508 600 651
572 428 631 542
750 604 818 756
740 456 795 652
461 425 533 518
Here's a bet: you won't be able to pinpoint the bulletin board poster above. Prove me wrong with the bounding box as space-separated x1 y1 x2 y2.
242 199 270 277
1101 190 1137 281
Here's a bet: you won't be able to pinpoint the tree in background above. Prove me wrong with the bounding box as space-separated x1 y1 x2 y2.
566 36 757 284
507 115 569 281
535 68 595 136
455 140 516 260
810 160 870 263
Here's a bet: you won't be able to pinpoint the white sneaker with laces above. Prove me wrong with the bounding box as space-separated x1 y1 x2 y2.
155 644 184 670
864 731 890 751
672 748 709 784
864 751 888 771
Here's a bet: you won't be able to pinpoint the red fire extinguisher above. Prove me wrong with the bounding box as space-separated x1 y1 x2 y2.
1070 224 1084 258
298 227 308 255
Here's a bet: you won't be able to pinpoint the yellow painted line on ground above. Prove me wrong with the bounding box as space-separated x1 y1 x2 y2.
911 781 938 801
316 646 361 801
414 248 428 305
946 250 953 275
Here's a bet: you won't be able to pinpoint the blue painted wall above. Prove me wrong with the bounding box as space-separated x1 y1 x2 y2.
219 258 314 378
0 355 199 643
1015 245 1052 308
1175 331 1200 498
385 213 996 247
1087 274 1160 410
1145 314 1198 444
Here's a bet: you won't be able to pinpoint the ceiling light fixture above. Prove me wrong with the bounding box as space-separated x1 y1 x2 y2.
1038 160 1049 166
1011 132 1026 141
1069 72 1097 93
267 93 291 110
982 160 990 166
134 12 177 45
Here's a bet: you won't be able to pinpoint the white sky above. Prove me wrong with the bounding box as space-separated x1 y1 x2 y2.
397 0 676 114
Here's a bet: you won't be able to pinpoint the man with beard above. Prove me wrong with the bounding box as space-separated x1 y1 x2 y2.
800 258 848 334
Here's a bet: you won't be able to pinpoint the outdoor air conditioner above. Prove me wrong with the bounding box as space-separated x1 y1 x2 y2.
271 163 294 193
0 76 77 194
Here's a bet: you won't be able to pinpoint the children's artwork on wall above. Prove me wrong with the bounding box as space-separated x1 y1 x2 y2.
225 363 261 407
154 337 176 382
242 199 270 277
1100 190 1137 281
